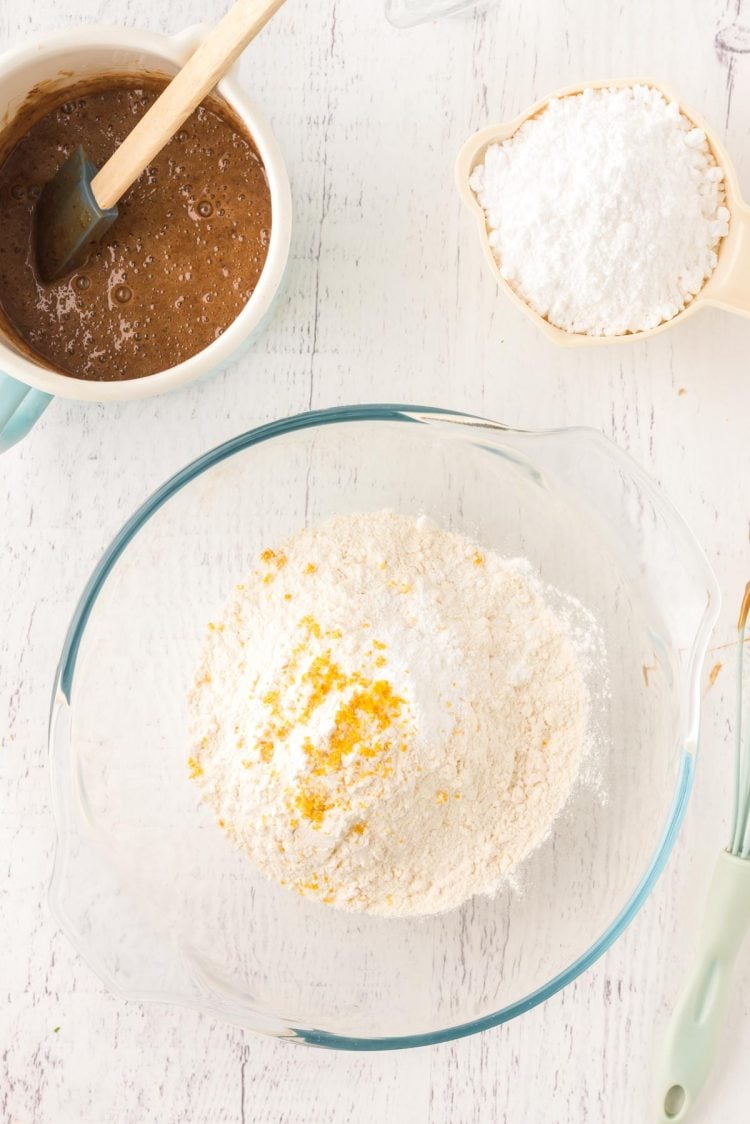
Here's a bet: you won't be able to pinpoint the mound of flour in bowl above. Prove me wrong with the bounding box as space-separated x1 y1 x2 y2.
470 85 730 336
188 511 593 917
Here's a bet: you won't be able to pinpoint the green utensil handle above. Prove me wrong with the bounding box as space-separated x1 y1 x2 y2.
0 372 52 453
654 850 750 1122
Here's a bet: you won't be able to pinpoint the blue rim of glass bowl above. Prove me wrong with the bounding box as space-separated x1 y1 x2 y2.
49 403 717 1050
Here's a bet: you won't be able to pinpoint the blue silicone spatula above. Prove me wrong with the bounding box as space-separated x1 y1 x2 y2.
34 0 286 282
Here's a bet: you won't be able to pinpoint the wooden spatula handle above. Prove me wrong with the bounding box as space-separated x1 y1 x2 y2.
91 0 287 209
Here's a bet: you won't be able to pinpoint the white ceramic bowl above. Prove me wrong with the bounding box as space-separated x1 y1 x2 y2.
0 24 292 450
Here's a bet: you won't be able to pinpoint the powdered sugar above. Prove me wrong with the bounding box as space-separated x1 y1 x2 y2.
188 511 596 917
470 85 730 336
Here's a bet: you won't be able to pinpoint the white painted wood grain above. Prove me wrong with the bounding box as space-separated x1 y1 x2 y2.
2 0 750 1120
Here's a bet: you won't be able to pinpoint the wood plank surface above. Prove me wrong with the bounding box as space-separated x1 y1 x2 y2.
2 1 750 1120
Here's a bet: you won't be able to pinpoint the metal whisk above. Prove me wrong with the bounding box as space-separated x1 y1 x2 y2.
655 583 750 1122
730 583 750 859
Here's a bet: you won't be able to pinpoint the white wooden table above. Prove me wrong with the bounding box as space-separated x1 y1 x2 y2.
2 1 750 1120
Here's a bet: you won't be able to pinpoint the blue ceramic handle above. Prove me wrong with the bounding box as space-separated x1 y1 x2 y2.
0 372 52 453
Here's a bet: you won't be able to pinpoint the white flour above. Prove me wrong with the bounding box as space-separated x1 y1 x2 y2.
188 511 592 917
470 85 729 336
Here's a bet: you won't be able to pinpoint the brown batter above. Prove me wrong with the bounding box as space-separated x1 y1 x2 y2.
0 77 272 380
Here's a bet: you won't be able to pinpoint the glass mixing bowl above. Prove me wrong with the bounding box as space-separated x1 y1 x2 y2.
385 0 495 28
49 406 718 1048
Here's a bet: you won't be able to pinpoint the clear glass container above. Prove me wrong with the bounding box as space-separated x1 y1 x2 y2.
386 0 494 28
49 406 719 1048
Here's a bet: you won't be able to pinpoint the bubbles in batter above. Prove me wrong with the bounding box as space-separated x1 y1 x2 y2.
0 77 272 381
